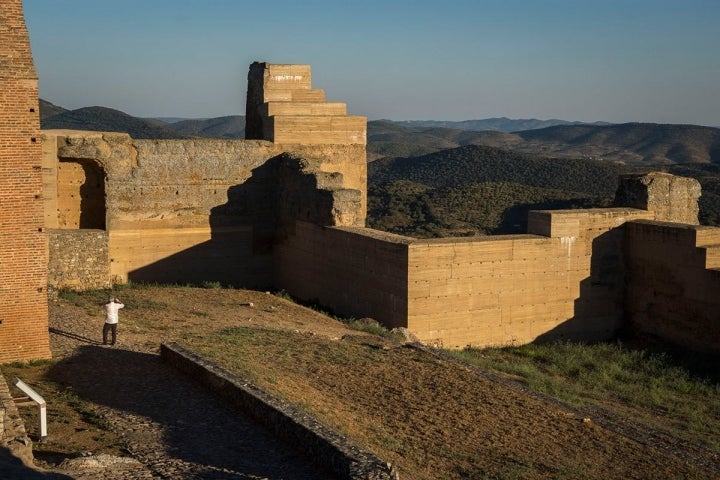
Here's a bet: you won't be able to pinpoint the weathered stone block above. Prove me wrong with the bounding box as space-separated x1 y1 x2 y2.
614 172 701 224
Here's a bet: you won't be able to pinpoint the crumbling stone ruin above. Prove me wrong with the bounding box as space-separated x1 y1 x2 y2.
1 0 718 365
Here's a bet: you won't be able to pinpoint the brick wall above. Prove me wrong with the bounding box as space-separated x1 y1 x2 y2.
0 0 51 363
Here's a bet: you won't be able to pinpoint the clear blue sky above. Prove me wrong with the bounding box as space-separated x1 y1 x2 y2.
23 0 720 126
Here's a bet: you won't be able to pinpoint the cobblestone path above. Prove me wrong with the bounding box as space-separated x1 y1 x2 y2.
29 304 338 480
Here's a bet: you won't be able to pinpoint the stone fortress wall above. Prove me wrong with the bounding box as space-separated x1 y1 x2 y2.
275 179 720 351
1 1 719 364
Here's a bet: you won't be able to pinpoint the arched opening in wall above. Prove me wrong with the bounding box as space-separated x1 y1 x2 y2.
57 158 106 229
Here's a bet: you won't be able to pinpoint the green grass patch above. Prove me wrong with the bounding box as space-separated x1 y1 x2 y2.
448 340 720 450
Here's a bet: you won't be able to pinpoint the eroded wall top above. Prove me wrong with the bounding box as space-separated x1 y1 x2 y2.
614 172 701 225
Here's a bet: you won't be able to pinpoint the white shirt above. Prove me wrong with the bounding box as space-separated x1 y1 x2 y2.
104 301 125 324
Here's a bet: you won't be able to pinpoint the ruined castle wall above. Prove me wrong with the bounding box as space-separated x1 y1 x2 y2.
406 208 654 348
614 172 701 225
246 62 367 221
625 220 720 353
41 132 367 290
279 144 367 223
274 222 411 328
0 0 51 362
276 208 656 349
45 133 284 288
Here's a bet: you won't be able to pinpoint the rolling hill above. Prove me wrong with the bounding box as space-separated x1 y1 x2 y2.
37 100 720 232
516 123 720 164
40 100 719 165
367 145 720 236
367 121 720 165
369 144 624 197
39 98 68 120
367 145 626 237
395 117 610 132
369 179 604 237
41 105 189 139
162 115 246 139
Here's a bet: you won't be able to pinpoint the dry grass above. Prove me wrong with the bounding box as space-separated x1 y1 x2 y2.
3 285 719 479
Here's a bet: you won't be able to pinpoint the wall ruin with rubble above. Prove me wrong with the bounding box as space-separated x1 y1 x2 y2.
30 71 720 356
2 1 719 364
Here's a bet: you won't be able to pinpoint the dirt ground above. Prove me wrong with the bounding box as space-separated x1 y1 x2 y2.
3 286 720 479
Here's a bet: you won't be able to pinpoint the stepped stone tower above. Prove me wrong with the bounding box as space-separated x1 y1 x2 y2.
0 0 52 362
245 62 366 145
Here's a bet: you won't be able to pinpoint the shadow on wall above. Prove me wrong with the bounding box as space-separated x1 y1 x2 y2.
534 228 626 344
45 346 333 478
127 157 281 288
58 158 106 229
78 160 106 229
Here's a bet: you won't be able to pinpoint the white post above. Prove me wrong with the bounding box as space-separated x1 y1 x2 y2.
12 377 47 440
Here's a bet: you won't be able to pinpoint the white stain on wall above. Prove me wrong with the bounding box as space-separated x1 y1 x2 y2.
272 75 304 82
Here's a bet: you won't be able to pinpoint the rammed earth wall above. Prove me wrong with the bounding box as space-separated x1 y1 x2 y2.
275 209 661 348
625 221 720 353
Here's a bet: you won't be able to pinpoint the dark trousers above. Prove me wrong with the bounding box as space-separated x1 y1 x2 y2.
103 323 117 345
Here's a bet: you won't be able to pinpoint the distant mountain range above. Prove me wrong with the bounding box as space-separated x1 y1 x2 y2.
38 99 720 234
394 118 611 132
39 99 720 165
366 120 720 165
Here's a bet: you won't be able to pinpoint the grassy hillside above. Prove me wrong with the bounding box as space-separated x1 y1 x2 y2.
367 145 720 237
369 145 624 196
14 286 716 480
369 180 603 237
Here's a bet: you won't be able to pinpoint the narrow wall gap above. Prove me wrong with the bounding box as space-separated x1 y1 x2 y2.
57 158 106 229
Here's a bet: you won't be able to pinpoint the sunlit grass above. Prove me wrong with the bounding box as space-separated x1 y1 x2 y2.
448 340 720 450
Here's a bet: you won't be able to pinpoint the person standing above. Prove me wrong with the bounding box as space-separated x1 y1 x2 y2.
102 297 124 345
